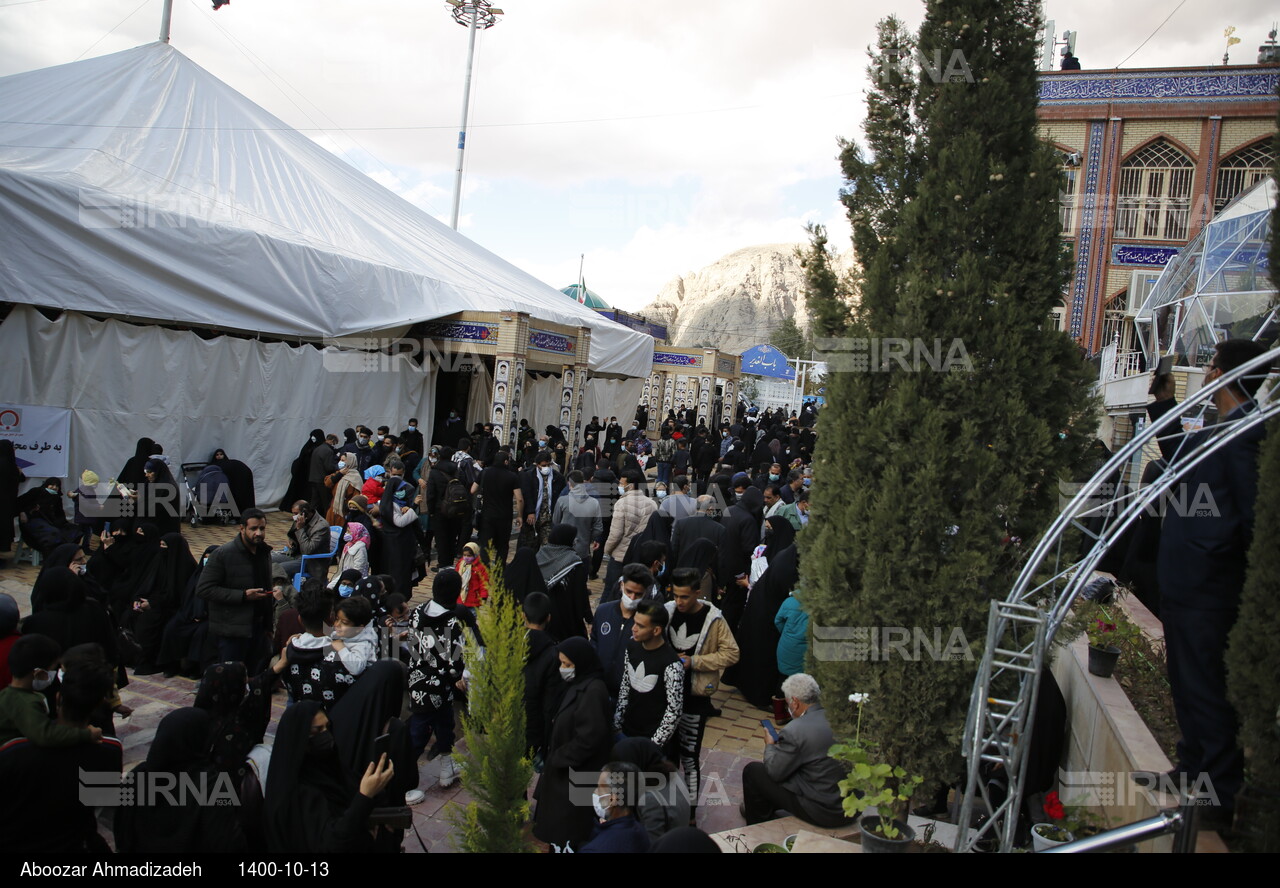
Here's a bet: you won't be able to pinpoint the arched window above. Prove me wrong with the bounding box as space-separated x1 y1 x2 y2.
1116 140 1194 241
1214 141 1274 213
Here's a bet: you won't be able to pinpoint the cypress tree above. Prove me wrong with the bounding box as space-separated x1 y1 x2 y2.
448 559 534 852
1224 106 1280 853
802 0 1097 793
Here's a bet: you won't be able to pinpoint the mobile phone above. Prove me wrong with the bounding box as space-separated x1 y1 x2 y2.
761 719 779 741
372 732 391 764
103 521 111 533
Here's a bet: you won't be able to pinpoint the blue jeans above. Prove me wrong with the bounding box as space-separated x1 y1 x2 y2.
656 461 671 485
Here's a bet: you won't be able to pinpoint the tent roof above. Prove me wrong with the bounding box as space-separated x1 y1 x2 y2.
0 43 652 376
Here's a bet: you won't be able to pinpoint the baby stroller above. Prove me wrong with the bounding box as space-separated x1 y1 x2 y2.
183 462 236 526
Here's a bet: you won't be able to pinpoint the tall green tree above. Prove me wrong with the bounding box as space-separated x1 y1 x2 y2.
800 222 852 339
1224 99 1280 853
769 316 809 359
839 14 922 320
447 560 533 853
802 0 1097 793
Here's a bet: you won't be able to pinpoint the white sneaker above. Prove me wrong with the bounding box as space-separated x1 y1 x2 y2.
438 754 459 788
405 789 426 806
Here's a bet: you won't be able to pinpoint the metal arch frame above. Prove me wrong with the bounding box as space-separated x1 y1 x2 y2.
955 346 1280 853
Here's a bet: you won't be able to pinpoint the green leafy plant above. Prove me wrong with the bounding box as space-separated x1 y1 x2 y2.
1037 790 1110 842
829 694 924 839
447 555 534 853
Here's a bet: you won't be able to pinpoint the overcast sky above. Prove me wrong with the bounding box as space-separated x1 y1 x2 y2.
2 0 1275 311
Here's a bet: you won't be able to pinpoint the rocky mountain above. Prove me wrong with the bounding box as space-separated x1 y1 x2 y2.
640 243 855 354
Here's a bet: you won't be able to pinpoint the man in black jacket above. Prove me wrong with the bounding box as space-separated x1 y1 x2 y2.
1147 339 1269 823
522 592 563 767
197 508 273 668
308 433 338 514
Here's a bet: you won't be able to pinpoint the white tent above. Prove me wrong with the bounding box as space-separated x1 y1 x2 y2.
0 43 654 505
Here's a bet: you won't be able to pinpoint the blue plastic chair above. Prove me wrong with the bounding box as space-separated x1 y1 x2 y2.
293 525 344 591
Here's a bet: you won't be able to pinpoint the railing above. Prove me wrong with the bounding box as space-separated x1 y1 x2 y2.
1040 800 1199 854
1100 346 1145 382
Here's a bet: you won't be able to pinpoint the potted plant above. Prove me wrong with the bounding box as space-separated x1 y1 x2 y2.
830 694 924 853
1087 618 1122 677
1031 791 1077 851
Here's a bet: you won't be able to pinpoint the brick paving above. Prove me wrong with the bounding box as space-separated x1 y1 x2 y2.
1 510 772 852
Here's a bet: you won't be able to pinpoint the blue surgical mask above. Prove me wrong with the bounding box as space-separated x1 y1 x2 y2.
338 584 355 598
803 478 812 488
769 473 779 481
337 461 346 470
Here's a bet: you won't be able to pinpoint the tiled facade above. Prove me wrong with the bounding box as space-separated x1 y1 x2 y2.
1037 65 1279 354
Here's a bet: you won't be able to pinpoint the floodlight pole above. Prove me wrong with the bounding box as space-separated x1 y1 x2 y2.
448 1 503 231
160 0 174 43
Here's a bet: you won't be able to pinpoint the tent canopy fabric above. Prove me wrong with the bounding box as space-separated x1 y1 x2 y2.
0 305 435 508
0 43 653 377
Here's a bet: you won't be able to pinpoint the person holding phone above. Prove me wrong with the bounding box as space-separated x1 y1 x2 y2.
197 509 273 669
265 702 396 853
738 673 849 828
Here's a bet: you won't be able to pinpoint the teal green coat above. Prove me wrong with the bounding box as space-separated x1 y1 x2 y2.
774 594 809 676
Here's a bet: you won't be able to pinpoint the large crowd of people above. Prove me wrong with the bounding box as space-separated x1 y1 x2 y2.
0 398 849 854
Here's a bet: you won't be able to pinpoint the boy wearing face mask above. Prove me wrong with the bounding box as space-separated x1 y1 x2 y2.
591 564 657 704
0 634 103 746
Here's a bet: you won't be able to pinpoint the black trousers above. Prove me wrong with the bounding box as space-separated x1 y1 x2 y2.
477 513 512 564
741 761 805 824
1162 601 1243 809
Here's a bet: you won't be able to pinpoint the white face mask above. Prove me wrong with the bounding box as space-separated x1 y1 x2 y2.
32 669 55 692
620 595 640 612
592 792 611 820
617 485 627 497
559 666 575 682
540 466 551 476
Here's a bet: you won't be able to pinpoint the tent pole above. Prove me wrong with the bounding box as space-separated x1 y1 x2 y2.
450 8 480 230
160 0 174 44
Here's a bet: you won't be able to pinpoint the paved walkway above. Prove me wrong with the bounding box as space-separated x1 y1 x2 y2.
1 511 773 852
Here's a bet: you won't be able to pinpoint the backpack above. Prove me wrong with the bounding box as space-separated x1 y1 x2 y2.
454 454 478 488
442 478 472 520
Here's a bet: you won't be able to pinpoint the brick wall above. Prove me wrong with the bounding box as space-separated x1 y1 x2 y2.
1218 118 1275 156
1120 119 1203 158
1040 120 1088 152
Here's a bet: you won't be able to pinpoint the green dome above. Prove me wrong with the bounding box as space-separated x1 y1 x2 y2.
561 283 611 311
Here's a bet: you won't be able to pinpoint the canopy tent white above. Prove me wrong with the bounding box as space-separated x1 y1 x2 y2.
0 306 435 508
0 42 654 377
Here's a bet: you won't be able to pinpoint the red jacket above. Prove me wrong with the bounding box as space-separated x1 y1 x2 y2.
453 558 491 609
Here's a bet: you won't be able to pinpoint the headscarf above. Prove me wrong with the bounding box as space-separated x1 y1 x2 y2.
265 701 356 854
342 522 370 557
556 636 602 686
329 659 410 790
738 486 764 523
194 661 247 718
30 543 83 612
146 708 214 772
762 517 797 562
504 548 546 604
159 532 197 609
536 526 581 589
457 541 481 591
363 465 386 481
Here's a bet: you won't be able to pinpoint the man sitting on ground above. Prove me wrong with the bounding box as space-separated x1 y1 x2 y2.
739 672 849 828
